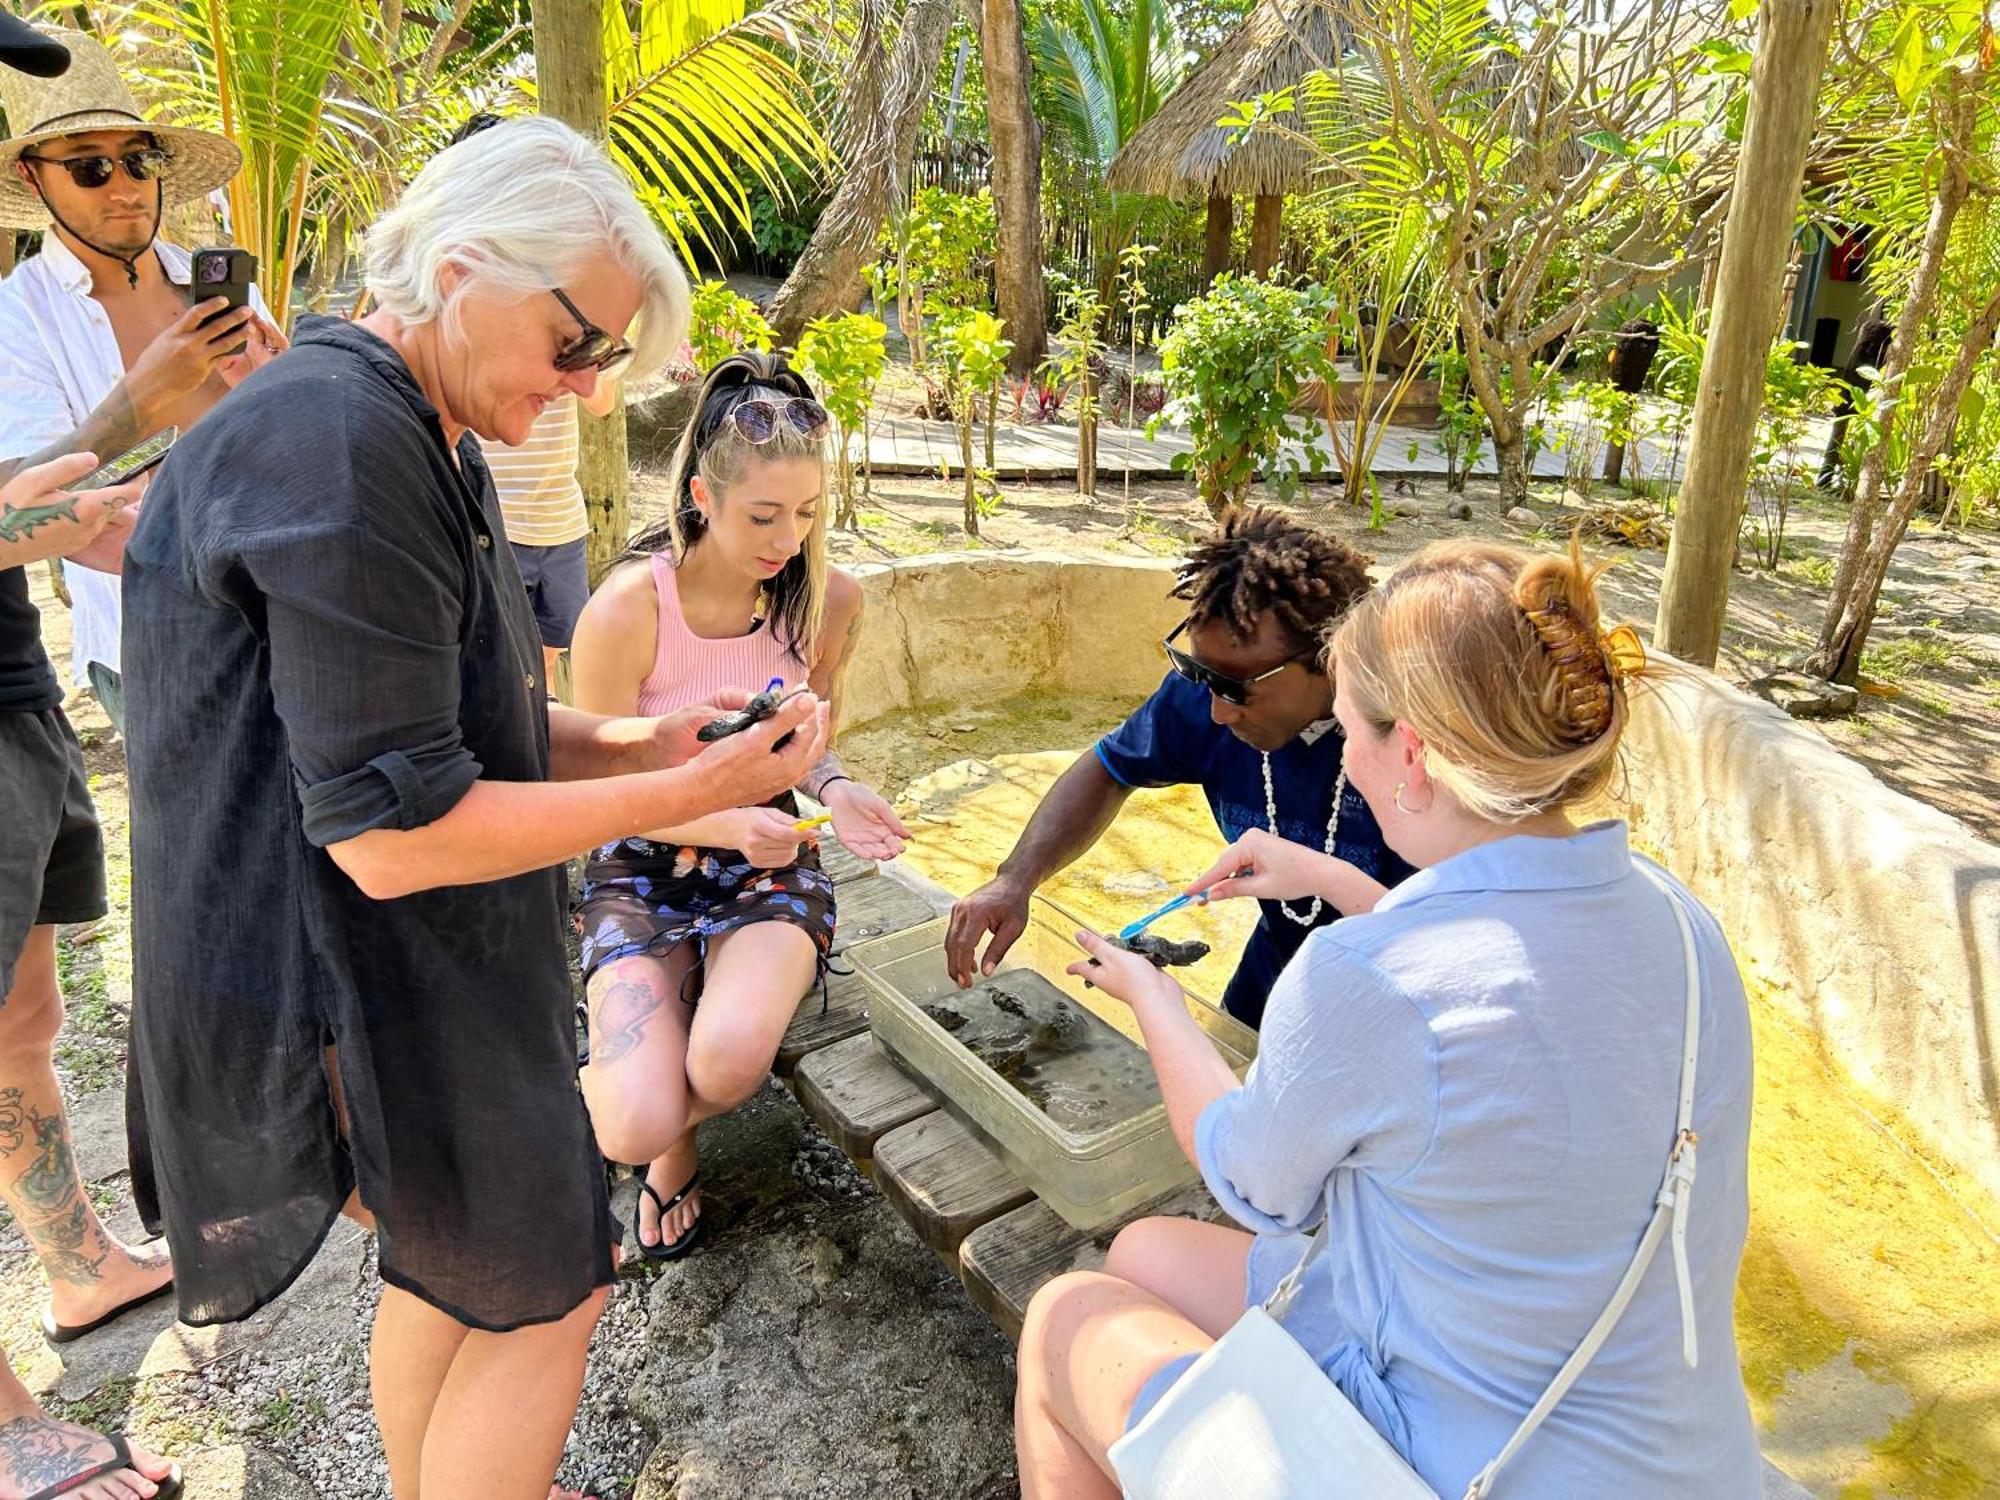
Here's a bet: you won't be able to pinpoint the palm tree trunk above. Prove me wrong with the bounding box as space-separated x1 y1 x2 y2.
532 0 630 582
1654 0 1836 666
980 0 1047 375
1248 194 1282 276
1201 192 1230 286
768 0 955 350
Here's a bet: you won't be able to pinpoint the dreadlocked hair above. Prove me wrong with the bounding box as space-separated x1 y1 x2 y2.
1172 507 1374 650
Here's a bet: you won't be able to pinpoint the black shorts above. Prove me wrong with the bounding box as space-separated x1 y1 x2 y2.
0 708 106 996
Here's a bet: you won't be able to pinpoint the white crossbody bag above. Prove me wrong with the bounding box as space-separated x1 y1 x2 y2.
1109 868 1706 1500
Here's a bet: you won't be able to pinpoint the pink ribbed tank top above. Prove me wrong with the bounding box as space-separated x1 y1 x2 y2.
635 552 805 716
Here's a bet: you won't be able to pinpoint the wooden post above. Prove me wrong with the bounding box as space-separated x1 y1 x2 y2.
1248 193 1282 277
1654 0 1837 666
1201 191 1232 287
531 0 631 583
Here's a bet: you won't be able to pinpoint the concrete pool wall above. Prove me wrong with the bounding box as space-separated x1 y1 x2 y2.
842 552 2000 1204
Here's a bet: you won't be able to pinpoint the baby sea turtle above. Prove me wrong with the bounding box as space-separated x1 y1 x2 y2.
698 683 807 749
1111 933 1212 969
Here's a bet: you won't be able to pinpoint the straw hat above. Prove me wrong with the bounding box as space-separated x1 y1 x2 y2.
0 26 240 229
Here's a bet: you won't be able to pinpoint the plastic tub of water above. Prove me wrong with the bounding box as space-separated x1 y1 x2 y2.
852 895 1258 1231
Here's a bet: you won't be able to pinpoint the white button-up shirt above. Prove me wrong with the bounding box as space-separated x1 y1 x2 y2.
0 233 269 685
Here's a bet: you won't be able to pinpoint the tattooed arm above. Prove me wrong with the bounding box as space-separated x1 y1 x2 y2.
803 570 910 861
0 455 142 573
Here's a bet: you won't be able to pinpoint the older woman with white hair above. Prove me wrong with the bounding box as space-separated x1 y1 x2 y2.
118 117 830 1500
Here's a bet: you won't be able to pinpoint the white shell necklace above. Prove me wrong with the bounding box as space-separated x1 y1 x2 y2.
1261 738 1346 927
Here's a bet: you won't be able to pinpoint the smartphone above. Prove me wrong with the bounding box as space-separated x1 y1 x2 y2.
74 427 177 492
192 247 259 355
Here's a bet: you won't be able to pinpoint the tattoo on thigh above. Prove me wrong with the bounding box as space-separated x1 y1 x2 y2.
590 977 667 1068
2 1103 107 1284
0 1415 112 1491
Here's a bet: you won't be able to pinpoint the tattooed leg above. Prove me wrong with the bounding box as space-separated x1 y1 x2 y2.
579 950 697 1166
0 927 171 1325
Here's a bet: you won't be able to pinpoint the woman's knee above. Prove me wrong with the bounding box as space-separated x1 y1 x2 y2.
1104 1216 1187 1285
0 951 63 1051
586 1087 688 1166
683 1021 778 1109
1020 1270 1104 1376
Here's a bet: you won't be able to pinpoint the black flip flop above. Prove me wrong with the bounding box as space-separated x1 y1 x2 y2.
25 1433 182 1500
631 1172 704 1261
41 1279 176 1345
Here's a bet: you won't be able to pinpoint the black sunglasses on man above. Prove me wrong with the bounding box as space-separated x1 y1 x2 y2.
1163 620 1316 706
21 146 169 189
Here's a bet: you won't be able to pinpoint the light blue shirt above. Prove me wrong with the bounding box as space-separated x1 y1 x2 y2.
1195 821 1761 1497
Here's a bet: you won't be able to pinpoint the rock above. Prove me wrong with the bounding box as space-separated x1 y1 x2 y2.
626 380 700 469
1506 506 1539 525
67 1083 132 1185
625 1086 1016 1500
179 1442 320 1500
1440 500 1473 522
1747 672 1859 720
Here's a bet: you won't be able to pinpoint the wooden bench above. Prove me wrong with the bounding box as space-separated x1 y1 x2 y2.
782 851 1222 1346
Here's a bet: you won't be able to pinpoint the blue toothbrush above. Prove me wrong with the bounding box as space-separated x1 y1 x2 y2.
1117 891 1208 942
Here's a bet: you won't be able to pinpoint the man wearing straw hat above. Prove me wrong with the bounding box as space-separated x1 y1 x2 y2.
0 18 192 1496
0 24 282 733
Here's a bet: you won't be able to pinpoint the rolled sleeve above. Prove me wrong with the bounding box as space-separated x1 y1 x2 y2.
1194 935 1438 1234
234 520 481 847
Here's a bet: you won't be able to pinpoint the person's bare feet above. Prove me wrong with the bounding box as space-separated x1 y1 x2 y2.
44 1238 172 1334
636 1131 700 1251
0 1397 177 1500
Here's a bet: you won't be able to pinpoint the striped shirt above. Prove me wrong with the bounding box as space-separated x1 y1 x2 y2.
480 396 589 547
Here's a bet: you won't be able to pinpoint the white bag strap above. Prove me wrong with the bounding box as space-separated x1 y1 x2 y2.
1460 864 1704 1500
1260 865 1705 1500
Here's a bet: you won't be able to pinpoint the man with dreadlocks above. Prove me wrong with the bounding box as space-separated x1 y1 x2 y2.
947 508 1415 1029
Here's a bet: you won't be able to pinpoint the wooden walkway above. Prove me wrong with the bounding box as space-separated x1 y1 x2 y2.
780 841 1222 1342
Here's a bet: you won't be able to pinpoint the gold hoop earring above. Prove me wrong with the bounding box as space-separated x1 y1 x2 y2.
1393 780 1434 815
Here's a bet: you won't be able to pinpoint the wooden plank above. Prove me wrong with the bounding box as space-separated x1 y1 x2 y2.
819 839 877 887
958 1184 1223 1344
774 875 939 1074
793 1032 937 1165
874 1112 1034 1261
776 967 872 1075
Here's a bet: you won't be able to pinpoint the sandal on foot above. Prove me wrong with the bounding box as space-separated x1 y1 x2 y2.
25 1433 182 1500
632 1172 704 1262
41 1280 176 1345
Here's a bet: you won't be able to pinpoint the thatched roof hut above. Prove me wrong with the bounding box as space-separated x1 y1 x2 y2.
1107 0 1341 278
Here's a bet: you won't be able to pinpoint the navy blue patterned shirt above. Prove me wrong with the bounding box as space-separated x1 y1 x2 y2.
1095 671 1415 1027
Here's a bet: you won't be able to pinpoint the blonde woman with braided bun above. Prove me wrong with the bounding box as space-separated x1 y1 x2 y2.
1017 538 1761 1499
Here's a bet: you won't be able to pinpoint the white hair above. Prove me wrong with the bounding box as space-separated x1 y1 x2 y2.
364 116 689 380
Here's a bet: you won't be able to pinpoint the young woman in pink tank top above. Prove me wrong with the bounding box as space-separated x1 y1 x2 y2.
568 352 909 1259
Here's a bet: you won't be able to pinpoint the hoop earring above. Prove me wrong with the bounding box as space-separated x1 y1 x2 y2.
1393 780 1434 816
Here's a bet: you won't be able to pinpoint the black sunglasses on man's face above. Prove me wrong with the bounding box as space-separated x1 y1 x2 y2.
1163 619 1313 707
22 147 169 189
551 287 634 378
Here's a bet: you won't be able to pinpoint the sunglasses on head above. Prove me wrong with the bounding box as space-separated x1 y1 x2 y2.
22 147 169 189
550 287 635 378
1163 619 1313 706
720 395 829 444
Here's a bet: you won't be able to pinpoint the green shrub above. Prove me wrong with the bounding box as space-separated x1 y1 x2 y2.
688 279 775 372
1155 275 1336 515
796 313 889 530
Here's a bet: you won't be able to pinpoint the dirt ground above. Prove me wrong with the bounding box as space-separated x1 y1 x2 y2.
624 465 2000 843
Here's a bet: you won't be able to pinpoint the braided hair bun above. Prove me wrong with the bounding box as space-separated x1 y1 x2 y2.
1331 535 1647 823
